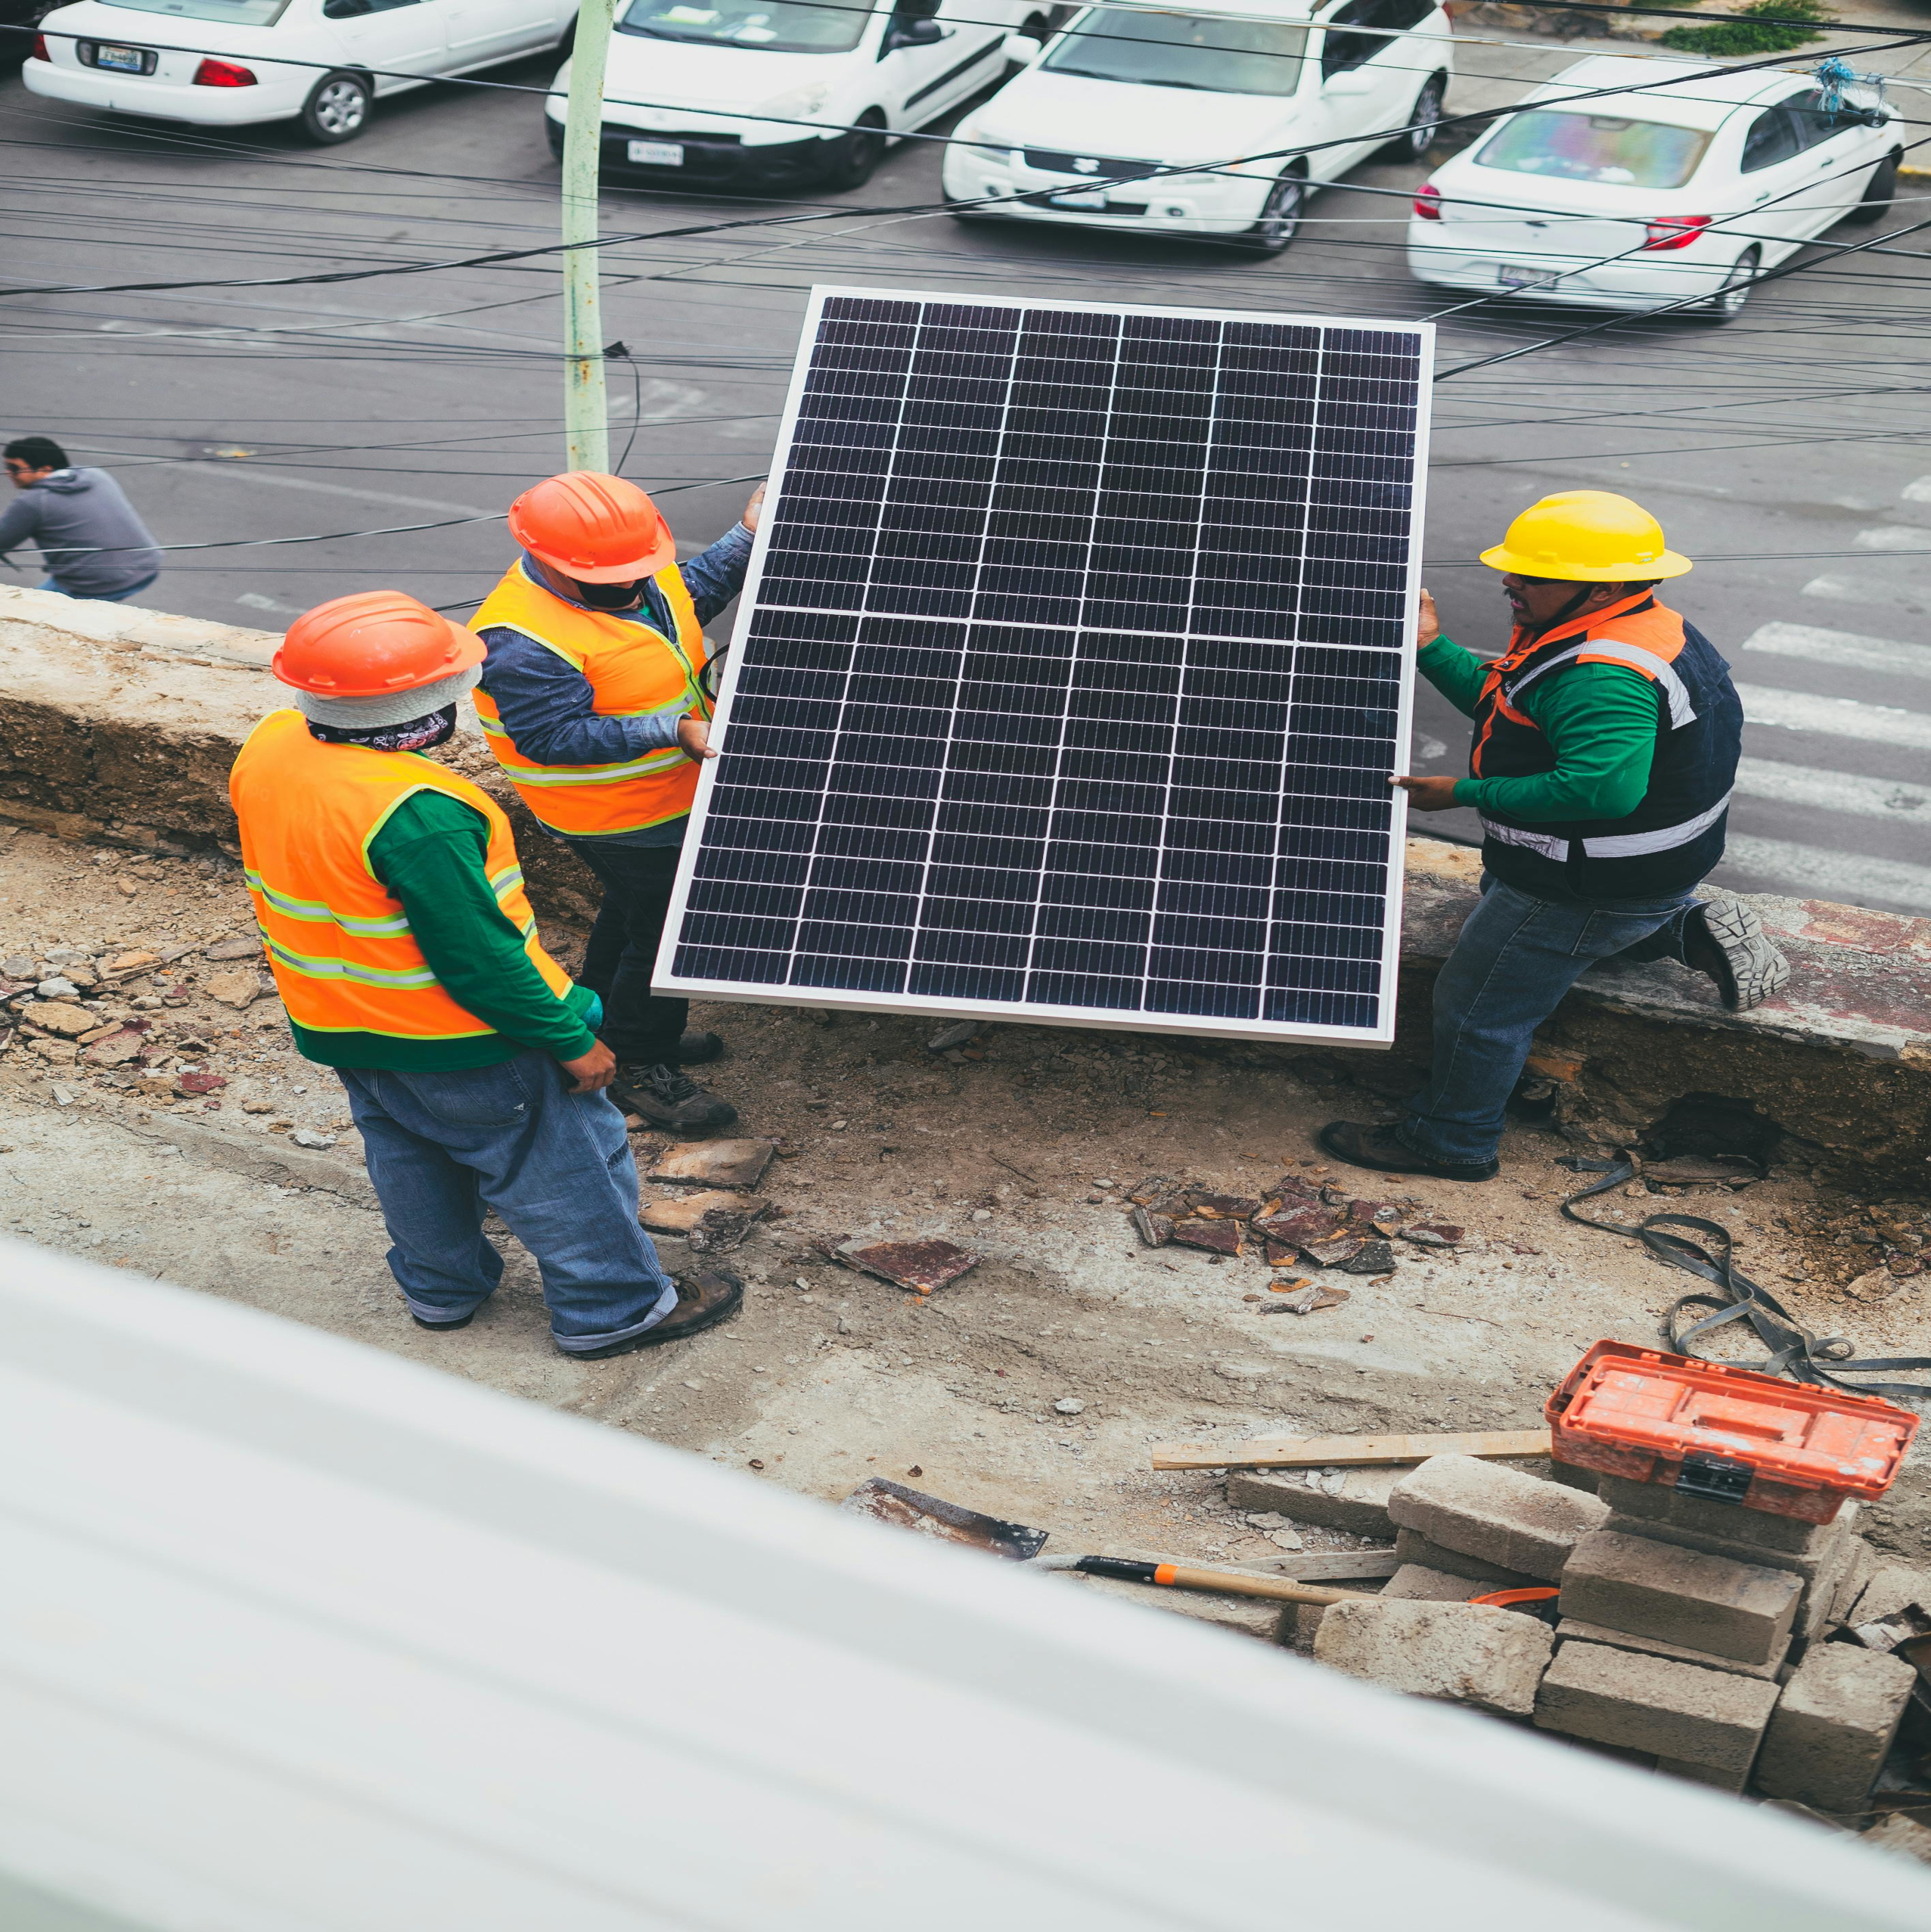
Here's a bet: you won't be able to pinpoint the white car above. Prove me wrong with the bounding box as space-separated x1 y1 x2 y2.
938 0 1454 250
551 0 1062 192
24 0 573 142
1406 54 1903 318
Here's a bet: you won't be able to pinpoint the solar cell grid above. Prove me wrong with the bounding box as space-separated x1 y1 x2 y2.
658 287 1430 1043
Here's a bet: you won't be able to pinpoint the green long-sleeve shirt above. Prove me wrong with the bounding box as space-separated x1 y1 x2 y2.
1419 635 1661 824
285 791 600 1073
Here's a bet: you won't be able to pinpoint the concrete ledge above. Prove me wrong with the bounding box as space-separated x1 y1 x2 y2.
2 586 1926 1177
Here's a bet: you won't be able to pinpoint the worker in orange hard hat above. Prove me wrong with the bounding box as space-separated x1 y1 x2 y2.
229 589 744 1356
1320 492 1788 1186
470 471 765 1135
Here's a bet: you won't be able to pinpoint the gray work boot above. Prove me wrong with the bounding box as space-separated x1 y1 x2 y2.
1683 896 1790 1011
611 1062 738 1135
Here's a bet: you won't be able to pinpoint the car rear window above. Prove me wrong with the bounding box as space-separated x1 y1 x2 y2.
1473 111 1712 188
619 0 868 53
98 0 293 22
1042 9 1309 97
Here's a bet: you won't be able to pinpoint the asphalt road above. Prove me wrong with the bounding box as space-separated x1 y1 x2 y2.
6 30 1931 915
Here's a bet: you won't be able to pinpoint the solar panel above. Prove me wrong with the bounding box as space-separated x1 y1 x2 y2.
655 287 1430 1045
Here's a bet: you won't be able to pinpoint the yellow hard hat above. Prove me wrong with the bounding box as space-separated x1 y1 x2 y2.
1480 490 1691 582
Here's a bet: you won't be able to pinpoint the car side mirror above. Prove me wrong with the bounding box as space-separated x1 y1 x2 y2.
883 14 944 51
1324 67 1374 95
1001 28 1044 64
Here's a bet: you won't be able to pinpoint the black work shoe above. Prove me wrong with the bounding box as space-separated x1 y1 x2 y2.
567 1268 744 1359
611 1062 738 1135
1318 1120 1498 1184
1682 896 1790 1011
677 1029 724 1065
411 1309 477 1332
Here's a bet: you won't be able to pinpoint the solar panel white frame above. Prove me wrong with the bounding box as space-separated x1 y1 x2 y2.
655 286 1430 1045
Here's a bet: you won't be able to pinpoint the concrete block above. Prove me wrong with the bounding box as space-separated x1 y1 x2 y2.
1387 1454 1607 1583
1546 1459 1600 1495
1392 1527 1543 1589
1560 1530 1801 1665
1863 1815 1931 1866
1597 1476 1855 1556
1226 1462 1407 1539
1656 1753 1752 1794
1600 1508 1850 1587
1554 1617 1788 1682
1793 1525 1863 1642
1314 1598 1554 1717
1753 1645 1917 1812
1383 1564 1489 1603
1828 1539 1880 1633
1849 1562 1931 1629
1535 1641 1777 1776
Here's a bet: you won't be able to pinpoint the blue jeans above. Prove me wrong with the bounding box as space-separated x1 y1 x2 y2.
1402 873 1702 1166
39 572 159 604
336 1050 677 1353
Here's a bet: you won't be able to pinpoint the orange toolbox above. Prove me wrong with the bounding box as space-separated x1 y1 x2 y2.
1547 1340 1918 1524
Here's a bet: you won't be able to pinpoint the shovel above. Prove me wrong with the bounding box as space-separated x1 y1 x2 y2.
841 1477 1373 1607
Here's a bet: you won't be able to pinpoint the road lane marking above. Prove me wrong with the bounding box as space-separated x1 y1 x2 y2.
1732 756 1931 821
1739 621 1931 680
1720 834 1931 915
1800 573 1930 617
1902 477 1931 502
179 469 497 519
1855 527 1931 551
1735 682 1931 751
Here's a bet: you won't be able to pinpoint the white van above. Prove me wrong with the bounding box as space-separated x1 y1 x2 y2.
548 0 1063 191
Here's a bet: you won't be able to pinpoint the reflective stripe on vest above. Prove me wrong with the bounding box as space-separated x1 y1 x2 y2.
468 560 711 837
228 709 573 1040
1482 790 1733 864
1505 639 1698 730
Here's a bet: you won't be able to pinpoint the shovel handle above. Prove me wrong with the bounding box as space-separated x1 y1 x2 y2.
1074 1557 1369 1605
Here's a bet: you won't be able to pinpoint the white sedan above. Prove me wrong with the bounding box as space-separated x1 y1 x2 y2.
1406 54 1903 318
939 0 1454 250
25 0 573 141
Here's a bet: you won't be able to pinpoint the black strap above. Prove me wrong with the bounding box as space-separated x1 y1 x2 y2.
1559 1157 1931 1406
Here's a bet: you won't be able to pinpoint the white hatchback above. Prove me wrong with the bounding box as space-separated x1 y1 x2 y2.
1406 54 1902 318
939 0 1454 250
25 0 573 142
550 0 1059 192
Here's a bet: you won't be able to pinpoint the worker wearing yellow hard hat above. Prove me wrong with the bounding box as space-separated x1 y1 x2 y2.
1320 491 1789 1186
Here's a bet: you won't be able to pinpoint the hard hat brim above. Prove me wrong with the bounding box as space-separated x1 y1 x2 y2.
272 613 484 698
1479 542 1693 582
523 532 678 584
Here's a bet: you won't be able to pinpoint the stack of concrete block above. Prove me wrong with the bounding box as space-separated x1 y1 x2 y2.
1314 1598 1554 1718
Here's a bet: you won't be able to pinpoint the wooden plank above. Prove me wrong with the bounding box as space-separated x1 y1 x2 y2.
1150 1428 1552 1472
1262 1552 1401 1583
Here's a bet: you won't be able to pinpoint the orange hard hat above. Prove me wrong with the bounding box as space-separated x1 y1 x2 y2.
508 471 676 583
273 590 484 697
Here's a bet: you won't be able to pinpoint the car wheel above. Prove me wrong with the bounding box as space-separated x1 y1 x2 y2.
821 111 887 191
1382 72 1445 164
1844 151 1899 225
301 70 371 144
1242 168 1305 253
1697 247 1759 325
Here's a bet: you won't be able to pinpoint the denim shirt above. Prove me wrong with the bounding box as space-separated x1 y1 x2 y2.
476 522 752 848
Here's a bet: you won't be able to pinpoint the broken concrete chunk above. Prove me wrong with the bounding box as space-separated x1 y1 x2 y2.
1388 1454 1609 1583
289 1129 336 1149
1228 1464 1408 1541
1170 1219 1242 1256
1054 1398 1085 1415
640 1189 764 1235
1535 1642 1777 1777
1339 1239 1396 1275
1299 1234 1369 1269
203 934 262 961
1315 1598 1553 1717
1252 1204 1343 1247
172 1071 227 1097
82 1028 147 1067
36 978 80 1000
103 949 160 976
646 1138 775 1191
925 1020 979 1052
1381 1564 1489 1604
1259 1284 1350 1315
1560 1529 1801 1666
1753 1644 1917 1812
1848 1562 1931 1630
832 1237 979 1296
204 970 264 1009
1187 1191 1262 1219
25 1001 94 1038
1399 1222 1464 1247
1130 1206 1172 1248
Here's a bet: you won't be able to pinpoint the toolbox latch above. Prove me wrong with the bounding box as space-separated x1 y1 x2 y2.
1675 1452 1753 1505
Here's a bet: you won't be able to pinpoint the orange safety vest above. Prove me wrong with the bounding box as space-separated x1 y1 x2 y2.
228 708 573 1042
468 559 711 837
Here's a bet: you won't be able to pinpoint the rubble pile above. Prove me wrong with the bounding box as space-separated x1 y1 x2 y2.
1286 1451 1931 1828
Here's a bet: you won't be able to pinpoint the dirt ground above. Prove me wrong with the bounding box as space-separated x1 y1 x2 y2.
4 820 1927 1610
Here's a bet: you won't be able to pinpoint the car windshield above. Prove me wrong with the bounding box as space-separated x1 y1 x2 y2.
1042 8 1309 96
97 0 292 22
618 0 870 52
1473 110 1712 188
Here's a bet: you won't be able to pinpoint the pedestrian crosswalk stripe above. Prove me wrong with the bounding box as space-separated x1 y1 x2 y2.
1735 683 1931 752
1732 756 1931 822
1855 527 1931 552
1721 834 1931 915
1800 573 1930 617
1902 477 1931 503
1739 622 1931 682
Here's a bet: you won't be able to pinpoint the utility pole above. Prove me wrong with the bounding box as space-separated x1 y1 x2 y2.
560 0 616 472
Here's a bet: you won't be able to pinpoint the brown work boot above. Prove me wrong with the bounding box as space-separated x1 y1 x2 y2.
569 1268 744 1359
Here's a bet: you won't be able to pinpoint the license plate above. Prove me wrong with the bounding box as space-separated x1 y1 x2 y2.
627 140 685 166
1046 188 1106 210
95 43 149 71
1498 264 1558 289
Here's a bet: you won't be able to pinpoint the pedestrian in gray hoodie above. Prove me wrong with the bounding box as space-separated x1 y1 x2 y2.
2 436 163 601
